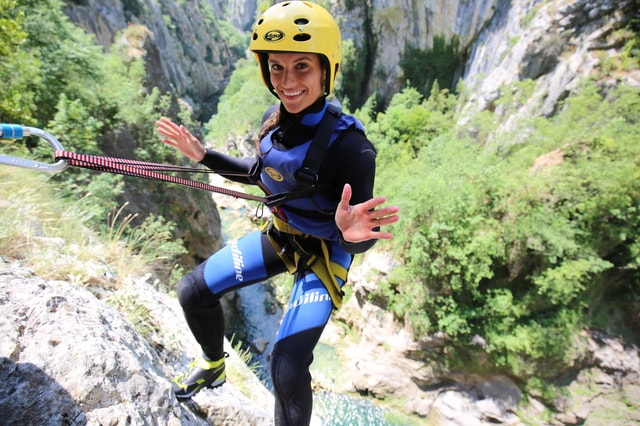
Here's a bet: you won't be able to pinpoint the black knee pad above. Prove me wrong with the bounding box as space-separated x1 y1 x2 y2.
270 331 321 425
270 328 321 398
176 262 214 310
271 349 303 399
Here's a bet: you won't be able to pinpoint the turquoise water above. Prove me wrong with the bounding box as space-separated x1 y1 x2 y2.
314 390 425 425
314 390 390 425
311 343 425 426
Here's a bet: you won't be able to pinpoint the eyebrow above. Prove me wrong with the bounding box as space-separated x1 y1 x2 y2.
267 54 314 64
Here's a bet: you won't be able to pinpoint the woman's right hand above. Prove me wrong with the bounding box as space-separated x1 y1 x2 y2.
155 117 206 162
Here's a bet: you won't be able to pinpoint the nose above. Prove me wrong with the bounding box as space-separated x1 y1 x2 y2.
282 68 295 87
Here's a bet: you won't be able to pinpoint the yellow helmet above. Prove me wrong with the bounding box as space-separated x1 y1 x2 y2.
250 1 341 97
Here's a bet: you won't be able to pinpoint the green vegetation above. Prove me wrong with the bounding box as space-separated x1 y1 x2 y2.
0 168 184 287
400 36 464 97
335 38 371 111
204 57 274 144
366 80 640 394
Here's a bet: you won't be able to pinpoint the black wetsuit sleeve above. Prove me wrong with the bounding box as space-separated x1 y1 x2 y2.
199 148 260 185
330 129 378 254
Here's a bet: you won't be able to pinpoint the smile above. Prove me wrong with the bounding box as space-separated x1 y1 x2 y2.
282 90 304 97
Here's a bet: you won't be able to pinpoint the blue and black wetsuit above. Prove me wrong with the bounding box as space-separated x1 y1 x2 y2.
176 98 377 425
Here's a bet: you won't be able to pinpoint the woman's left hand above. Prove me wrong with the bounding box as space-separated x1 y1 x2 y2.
335 184 400 243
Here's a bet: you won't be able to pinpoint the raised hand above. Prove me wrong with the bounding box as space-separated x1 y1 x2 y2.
335 183 400 243
155 117 206 162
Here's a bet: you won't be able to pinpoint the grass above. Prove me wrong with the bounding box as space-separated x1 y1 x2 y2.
0 166 185 288
0 168 104 278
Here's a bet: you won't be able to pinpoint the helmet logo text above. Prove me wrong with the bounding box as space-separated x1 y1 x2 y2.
264 30 285 42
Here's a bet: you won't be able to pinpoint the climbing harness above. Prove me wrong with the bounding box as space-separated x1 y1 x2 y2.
261 215 348 309
0 123 287 207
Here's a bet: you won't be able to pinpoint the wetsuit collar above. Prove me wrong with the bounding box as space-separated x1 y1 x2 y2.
280 97 327 127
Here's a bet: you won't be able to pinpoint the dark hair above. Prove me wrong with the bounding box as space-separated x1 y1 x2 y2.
257 108 280 154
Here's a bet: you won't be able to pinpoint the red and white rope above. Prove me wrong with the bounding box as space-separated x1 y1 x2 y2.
54 150 271 204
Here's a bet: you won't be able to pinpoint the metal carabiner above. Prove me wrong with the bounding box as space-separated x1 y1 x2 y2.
0 124 68 173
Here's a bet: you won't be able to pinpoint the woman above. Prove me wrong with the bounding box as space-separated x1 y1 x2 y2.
156 2 399 424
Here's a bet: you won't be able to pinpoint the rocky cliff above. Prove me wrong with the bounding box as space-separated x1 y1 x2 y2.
62 0 254 120
335 0 499 105
462 0 640 125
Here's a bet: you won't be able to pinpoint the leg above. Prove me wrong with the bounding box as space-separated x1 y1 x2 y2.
271 326 325 426
174 231 286 398
271 241 353 425
270 272 348 423
178 230 286 359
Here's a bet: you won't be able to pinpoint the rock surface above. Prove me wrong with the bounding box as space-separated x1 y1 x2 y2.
0 257 273 425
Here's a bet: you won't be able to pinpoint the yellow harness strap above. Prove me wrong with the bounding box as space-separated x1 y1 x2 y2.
263 216 347 309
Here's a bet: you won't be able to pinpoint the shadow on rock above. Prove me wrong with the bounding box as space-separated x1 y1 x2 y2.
0 357 86 426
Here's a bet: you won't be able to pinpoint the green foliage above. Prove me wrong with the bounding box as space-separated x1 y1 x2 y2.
213 19 248 59
102 25 175 163
399 36 464 97
374 80 640 386
335 38 369 110
121 211 187 284
21 0 104 124
360 85 458 164
0 0 197 278
0 0 40 124
204 57 274 145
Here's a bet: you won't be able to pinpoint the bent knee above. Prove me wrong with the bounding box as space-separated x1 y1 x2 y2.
176 264 214 310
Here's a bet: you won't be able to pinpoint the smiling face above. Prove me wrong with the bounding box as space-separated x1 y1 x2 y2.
267 52 325 114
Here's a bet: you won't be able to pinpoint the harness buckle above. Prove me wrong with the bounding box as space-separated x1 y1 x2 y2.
294 166 318 188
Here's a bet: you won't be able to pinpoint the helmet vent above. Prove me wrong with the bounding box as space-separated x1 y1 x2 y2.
293 34 311 42
294 18 309 25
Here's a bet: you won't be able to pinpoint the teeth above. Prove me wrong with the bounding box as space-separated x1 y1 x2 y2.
283 90 302 96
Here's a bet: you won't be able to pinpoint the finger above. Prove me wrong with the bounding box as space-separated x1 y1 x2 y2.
161 138 178 147
372 231 393 240
373 215 400 227
156 123 179 138
340 183 352 207
156 117 175 130
358 195 388 212
366 228 394 240
156 118 182 135
158 116 178 128
371 205 400 219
